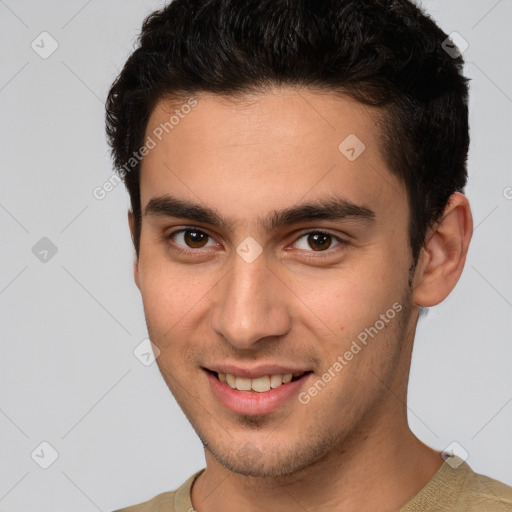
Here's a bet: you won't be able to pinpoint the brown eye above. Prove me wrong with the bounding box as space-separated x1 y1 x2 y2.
307 232 333 251
294 231 342 253
169 228 214 250
183 229 209 248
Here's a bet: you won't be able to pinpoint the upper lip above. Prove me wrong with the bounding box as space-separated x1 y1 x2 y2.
204 364 311 379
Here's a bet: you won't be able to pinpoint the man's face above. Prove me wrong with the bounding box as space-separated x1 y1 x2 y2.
134 88 418 477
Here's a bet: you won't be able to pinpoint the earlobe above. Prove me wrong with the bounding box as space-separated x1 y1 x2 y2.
412 192 473 307
128 210 141 290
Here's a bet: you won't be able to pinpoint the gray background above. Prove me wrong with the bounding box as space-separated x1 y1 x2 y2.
0 0 511 510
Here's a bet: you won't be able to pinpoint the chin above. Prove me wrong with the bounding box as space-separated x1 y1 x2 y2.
204 434 336 479
213 451 302 478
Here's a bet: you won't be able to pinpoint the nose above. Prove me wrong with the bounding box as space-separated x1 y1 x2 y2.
209 251 292 350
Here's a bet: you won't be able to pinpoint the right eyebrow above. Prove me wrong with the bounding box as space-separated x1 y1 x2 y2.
144 195 234 231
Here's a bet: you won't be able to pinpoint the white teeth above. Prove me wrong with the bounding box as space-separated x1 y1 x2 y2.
226 373 236 388
218 372 305 392
235 376 252 391
251 376 271 392
270 374 283 388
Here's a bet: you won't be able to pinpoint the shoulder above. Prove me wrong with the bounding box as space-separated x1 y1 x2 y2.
113 491 176 512
113 469 205 512
400 457 512 512
458 463 512 510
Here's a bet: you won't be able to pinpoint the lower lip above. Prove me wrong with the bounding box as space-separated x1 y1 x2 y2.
205 370 312 416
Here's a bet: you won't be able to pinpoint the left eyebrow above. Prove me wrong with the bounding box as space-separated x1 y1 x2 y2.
144 194 376 231
265 197 376 231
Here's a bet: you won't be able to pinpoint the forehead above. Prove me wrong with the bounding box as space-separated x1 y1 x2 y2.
146 88 379 158
140 87 406 229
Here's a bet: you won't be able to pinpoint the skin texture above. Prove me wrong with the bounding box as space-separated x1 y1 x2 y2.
129 87 473 511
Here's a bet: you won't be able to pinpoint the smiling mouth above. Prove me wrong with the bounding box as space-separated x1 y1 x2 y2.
206 369 312 393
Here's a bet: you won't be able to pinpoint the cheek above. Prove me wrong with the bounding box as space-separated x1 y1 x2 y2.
285 257 407 354
291 261 401 318
137 249 210 337
138 263 211 382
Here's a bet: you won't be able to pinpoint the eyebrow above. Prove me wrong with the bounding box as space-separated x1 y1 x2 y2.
144 194 376 231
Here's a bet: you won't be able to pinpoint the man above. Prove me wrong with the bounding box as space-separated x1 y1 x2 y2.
106 0 512 510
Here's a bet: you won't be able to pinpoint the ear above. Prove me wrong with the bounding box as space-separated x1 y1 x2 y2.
412 192 473 307
128 210 141 290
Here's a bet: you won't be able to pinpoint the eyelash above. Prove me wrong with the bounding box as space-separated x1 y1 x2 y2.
163 227 347 258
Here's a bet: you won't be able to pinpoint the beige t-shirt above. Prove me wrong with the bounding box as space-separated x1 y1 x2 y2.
114 456 512 511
